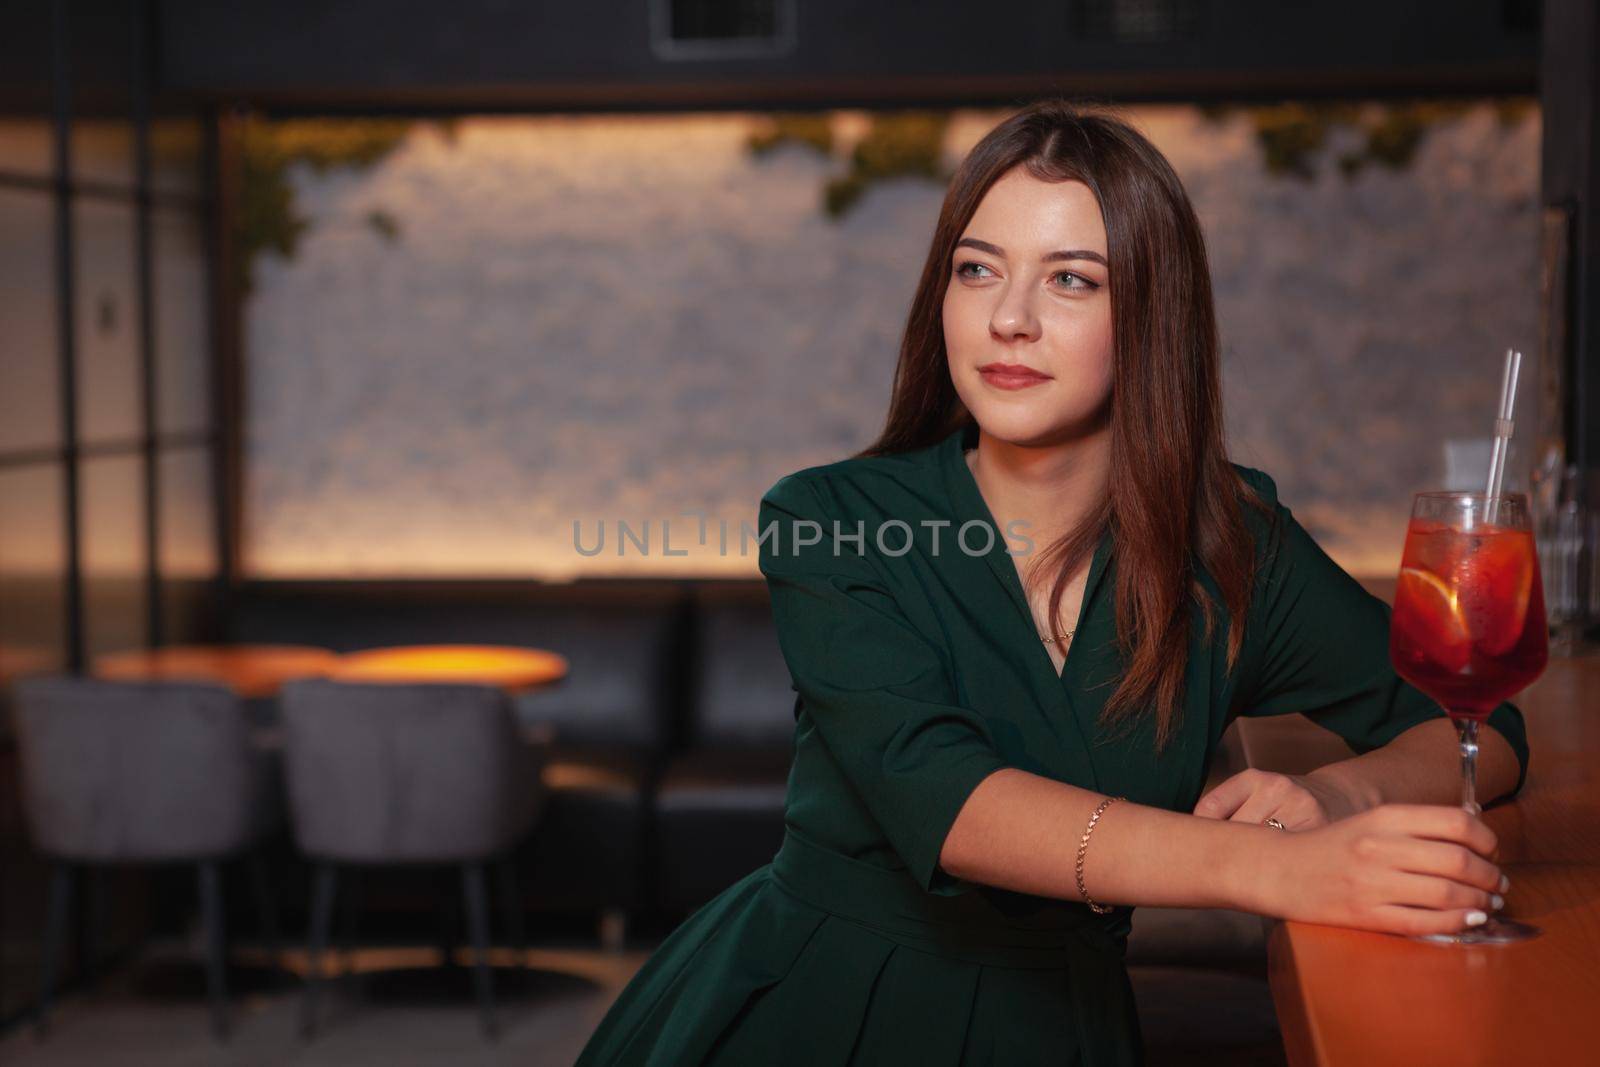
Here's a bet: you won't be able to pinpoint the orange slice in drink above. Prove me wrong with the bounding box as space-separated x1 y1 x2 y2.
1395 566 1471 671
1456 531 1535 656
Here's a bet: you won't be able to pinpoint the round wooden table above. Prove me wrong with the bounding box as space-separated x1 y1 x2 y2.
328 644 569 695
93 644 341 699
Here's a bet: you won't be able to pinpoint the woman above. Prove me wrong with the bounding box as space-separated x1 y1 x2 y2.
573 100 1529 1066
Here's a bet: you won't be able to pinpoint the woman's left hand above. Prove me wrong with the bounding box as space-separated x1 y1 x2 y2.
1192 768 1363 830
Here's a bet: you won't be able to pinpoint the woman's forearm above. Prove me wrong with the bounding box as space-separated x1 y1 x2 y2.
938 767 1279 912
1304 717 1521 813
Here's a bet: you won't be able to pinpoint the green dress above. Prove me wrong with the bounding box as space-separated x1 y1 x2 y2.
573 420 1531 1067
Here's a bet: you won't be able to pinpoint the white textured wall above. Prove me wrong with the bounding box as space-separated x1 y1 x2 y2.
243 105 1541 580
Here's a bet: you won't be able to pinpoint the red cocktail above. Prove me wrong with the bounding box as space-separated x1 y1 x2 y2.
1388 490 1547 944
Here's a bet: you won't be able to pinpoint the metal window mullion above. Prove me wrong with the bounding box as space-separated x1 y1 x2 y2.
52 0 84 675
201 108 235 633
132 0 162 648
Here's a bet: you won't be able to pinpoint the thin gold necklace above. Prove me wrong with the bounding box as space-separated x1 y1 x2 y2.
1040 628 1076 645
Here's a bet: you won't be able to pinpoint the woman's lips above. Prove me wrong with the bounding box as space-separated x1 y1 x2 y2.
978 364 1051 390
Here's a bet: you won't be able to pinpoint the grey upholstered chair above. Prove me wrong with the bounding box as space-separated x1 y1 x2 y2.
10 675 282 1041
277 677 548 1041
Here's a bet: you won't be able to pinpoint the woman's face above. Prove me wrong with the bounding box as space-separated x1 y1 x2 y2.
943 167 1113 448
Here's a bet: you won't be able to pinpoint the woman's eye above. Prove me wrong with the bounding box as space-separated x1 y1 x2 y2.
955 261 1097 290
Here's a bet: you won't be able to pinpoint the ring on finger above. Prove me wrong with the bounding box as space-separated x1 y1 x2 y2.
1264 817 1288 831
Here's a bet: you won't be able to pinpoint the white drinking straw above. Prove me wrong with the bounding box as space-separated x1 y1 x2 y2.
1485 348 1522 524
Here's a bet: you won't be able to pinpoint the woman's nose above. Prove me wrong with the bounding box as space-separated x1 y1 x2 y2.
990 288 1041 341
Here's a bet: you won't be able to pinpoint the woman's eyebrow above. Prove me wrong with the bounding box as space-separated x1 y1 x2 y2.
955 237 1107 266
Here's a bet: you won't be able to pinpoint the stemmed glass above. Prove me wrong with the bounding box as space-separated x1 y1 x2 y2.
1389 491 1548 944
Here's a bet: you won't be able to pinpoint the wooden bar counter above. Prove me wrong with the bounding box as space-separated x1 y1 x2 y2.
1264 649 1600 1066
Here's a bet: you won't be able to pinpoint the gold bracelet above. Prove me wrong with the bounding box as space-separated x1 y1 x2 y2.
1075 795 1124 915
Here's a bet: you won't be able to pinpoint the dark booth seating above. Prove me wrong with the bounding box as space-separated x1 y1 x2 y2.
653 588 798 912
509 609 679 938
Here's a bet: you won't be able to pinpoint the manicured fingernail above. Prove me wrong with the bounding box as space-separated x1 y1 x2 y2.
1490 894 1504 911
1498 874 1510 894
1465 911 1488 926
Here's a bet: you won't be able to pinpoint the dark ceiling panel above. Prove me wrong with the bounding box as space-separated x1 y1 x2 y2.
142 0 1536 111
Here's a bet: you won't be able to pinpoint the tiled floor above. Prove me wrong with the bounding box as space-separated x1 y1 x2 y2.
0 941 645 1067
0 940 1286 1066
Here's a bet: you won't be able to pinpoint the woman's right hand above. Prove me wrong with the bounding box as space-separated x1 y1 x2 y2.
1256 803 1507 937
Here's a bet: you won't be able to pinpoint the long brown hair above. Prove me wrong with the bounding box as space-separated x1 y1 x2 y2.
857 99 1271 750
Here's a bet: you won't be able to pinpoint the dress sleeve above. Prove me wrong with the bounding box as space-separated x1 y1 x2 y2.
757 472 1012 896
1233 468 1531 798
